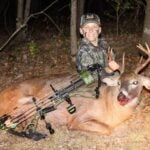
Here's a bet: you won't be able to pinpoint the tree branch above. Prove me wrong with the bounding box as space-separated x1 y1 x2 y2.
0 0 59 51
43 12 62 33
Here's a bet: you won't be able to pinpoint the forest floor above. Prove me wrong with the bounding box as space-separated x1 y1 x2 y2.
0 32 149 150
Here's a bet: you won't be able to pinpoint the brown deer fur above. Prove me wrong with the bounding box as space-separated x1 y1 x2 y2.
0 44 150 135
0 72 149 135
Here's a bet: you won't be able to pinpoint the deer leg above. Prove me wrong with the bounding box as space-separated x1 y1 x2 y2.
68 119 111 135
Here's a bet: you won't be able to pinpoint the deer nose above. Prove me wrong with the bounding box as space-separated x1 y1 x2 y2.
117 92 126 101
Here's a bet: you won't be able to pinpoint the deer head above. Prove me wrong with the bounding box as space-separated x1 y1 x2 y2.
103 43 150 107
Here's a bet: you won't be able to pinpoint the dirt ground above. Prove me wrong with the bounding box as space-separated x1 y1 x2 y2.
0 33 150 150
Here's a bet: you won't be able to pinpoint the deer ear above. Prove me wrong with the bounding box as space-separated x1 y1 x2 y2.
141 76 150 90
102 77 119 86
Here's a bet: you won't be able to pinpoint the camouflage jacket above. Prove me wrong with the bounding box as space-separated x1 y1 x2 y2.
76 37 112 72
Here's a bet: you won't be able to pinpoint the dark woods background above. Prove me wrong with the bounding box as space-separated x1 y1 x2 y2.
0 0 146 35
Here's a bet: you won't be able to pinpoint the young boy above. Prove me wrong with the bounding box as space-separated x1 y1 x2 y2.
76 13 119 77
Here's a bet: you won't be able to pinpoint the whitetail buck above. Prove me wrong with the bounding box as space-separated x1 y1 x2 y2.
0 44 149 136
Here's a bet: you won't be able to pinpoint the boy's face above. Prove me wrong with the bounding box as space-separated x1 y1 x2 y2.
80 23 101 44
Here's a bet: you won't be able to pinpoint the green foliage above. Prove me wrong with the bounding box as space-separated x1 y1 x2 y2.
106 0 133 35
28 40 39 58
106 0 134 12
105 0 145 34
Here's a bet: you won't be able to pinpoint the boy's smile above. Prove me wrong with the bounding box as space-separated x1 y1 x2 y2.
80 23 101 46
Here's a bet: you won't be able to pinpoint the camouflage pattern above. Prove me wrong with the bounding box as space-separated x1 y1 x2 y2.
80 13 101 27
76 37 112 72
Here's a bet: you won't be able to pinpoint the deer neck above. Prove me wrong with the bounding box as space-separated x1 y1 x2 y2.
100 86 135 123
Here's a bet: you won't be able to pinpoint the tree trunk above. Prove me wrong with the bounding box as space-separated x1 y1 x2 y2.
24 0 31 22
16 0 24 29
70 0 77 61
77 0 85 35
16 0 31 41
143 0 150 45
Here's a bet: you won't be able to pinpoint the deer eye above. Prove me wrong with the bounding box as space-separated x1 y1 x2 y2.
132 81 138 85
117 81 121 86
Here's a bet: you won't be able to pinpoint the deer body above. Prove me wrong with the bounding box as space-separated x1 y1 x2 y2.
0 72 149 135
0 44 149 135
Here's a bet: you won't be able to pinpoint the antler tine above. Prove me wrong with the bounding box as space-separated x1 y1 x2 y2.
138 56 143 65
135 43 150 73
136 43 150 55
108 47 114 61
145 43 150 52
120 52 125 74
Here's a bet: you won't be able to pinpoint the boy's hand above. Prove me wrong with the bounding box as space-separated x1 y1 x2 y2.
107 47 119 71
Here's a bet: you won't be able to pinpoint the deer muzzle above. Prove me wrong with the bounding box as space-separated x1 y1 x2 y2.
117 91 130 106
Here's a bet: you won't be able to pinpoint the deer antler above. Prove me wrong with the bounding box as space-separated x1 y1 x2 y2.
120 52 125 74
135 43 150 73
108 47 114 61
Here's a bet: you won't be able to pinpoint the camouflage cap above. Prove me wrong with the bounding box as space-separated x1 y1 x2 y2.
80 13 101 27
